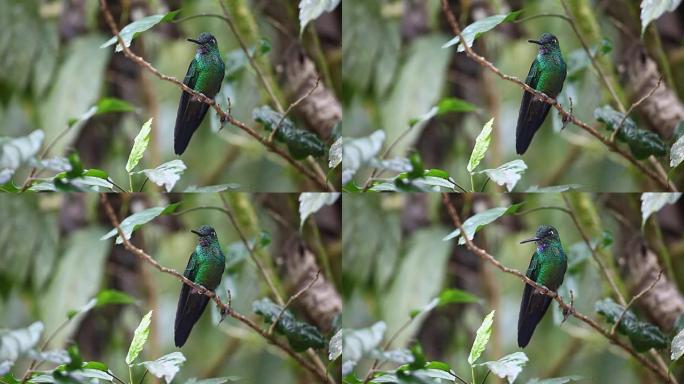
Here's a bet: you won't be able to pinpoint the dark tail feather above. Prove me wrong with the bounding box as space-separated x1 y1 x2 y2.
174 283 210 347
516 93 552 155
174 91 210 155
517 282 553 348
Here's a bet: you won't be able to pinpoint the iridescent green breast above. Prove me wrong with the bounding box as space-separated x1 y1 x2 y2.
193 51 225 97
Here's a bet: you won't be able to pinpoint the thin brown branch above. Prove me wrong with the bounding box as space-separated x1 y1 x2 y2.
269 77 321 143
558 0 625 113
439 0 675 191
561 194 628 306
611 271 663 336
217 0 284 113
268 270 321 335
218 194 286 306
611 77 663 142
440 193 674 383
99 194 331 384
98 0 332 191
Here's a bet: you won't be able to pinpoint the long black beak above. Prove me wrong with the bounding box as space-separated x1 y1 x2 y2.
187 38 202 45
528 39 543 45
191 229 202 236
520 237 540 244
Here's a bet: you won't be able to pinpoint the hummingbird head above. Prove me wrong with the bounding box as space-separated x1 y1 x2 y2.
191 225 217 238
528 33 560 54
520 225 561 247
187 33 218 53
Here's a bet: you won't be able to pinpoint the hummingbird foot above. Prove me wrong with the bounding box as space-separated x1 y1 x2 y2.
533 284 551 296
560 96 573 130
190 92 209 103
532 91 551 103
562 290 575 323
217 96 231 131
191 284 208 296
218 287 232 324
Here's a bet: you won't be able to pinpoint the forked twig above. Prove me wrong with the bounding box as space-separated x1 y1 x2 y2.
268 270 321 335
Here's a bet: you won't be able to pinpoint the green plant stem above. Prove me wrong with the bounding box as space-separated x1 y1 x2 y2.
128 366 133 384
109 371 128 384
128 174 133 193
650 218 676 281
470 174 475 193
471 366 476 384
307 217 334 283
137 369 148 384
307 25 334 89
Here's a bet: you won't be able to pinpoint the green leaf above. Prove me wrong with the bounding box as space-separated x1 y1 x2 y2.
641 193 682 227
381 36 451 155
0 322 44 372
82 361 109 372
341 322 386 376
380 229 452 347
475 159 527 192
0 130 44 183
140 352 185 384
299 0 340 33
672 327 684 360
369 349 414 366
595 298 668 352
100 11 180 52
126 118 153 173
526 376 584 384
408 98 476 127
594 105 667 159
252 106 326 159
184 377 240 384
95 289 136 307
670 130 684 168
410 289 480 318
467 118 494 172
474 352 528 384
443 11 522 52
329 137 343 169
299 193 341 229
64 345 83 371
526 184 582 193
69 289 136 320
135 159 186 192
437 98 477 113
342 130 385 184
96 97 135 114
100 203 180 244
640 0 682 35
126 310 153 365
26 350 70 365
468 310 495 365
252 298 326 352
329 329 342 361
443 203 523 245
183 184 240 192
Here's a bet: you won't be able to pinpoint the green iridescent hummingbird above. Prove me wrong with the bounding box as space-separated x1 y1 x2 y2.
174 33 225 155
516 33 567 155
517 225 567 348
174 225 225 347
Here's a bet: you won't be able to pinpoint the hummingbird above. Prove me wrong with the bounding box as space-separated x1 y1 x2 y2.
175 225 225 347
517 225 567 348
174 33 225 155
515 33 567 155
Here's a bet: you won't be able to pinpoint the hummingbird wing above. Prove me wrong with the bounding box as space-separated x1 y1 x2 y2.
174 58 211 155
517 251 552 348
515 58 552 155
174 251 210 347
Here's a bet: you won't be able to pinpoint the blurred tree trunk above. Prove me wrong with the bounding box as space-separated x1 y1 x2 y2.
604 194 684 332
